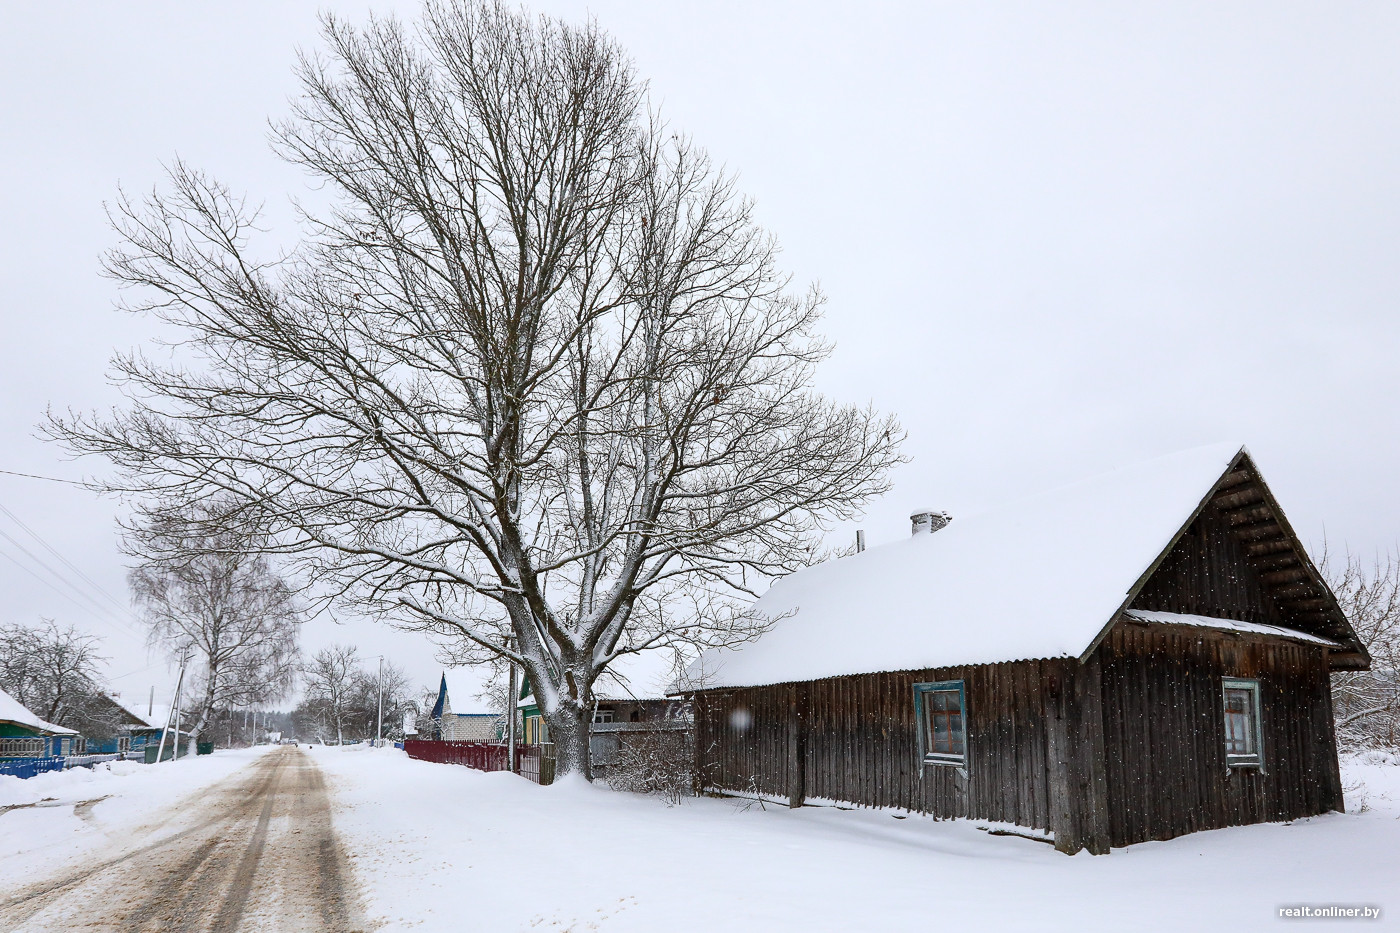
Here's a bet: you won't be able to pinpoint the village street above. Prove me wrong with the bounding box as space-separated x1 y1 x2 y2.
2 744 1397 930
0 747 364 933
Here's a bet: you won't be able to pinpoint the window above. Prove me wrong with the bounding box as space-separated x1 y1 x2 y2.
914 681 967 767
1222 678 1263 768
592 708 614 724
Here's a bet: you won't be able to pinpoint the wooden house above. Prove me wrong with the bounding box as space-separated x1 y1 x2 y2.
683 445 1368 854
0 687 79 776
82 694 166 757
518 654 692 768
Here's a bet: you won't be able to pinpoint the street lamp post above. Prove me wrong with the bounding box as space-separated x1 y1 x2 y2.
376 656 384 747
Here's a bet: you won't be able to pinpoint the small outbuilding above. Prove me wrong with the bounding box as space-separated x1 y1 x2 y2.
683 445 1368 854
518 653 693 768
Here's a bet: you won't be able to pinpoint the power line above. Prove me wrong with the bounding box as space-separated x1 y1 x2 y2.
0 500 130 616
0 546 133 635
108 658 170 681
0 510 145 640
0 526 139 636
0 468 88 486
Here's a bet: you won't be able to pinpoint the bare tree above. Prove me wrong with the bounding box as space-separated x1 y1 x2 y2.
348 660 415 740
301 644 361 745
47 0 903 777
1323 546 1400 748
0 619 119 740
128 508 303 742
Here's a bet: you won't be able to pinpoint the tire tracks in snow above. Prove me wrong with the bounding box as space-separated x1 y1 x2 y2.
0 747 367 932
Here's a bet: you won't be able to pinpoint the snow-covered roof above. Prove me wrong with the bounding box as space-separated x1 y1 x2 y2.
440 669 493 716
686 443 1250 690
1124 610 1344 648
518 650 687 708
106 694 161 730
0 687 79 736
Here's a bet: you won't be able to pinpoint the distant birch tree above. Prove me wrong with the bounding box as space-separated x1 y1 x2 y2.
47 0 904 777
128 509 303 742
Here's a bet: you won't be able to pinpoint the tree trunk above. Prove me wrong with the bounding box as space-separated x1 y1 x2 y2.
188 673 218 743
546 704 593 781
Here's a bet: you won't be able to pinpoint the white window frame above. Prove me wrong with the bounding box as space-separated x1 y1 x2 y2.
1222 677 1264 770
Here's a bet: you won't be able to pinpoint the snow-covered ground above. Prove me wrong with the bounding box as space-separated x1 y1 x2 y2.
317 746 1399 932
0 746 273 883
2 746 1392 929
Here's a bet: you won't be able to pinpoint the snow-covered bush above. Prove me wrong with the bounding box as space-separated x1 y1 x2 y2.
604 731 694 805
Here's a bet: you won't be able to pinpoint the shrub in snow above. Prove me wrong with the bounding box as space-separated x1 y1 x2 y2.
605 731 694 806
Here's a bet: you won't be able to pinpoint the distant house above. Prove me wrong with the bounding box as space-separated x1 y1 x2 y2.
82 695 167 757
519 654 691 768
0 687 80 763
683 445 1368 854
428 672 503 742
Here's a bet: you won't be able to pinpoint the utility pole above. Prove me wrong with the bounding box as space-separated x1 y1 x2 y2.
376 656 384 747
507 658 517 773
155 648 189 765
172 644 190 760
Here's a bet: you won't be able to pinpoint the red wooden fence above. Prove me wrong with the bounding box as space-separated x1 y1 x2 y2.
402 739 507 771
402 739 554 785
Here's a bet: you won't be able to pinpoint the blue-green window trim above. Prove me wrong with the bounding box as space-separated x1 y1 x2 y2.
1222 677 1264 771
914 680 967 772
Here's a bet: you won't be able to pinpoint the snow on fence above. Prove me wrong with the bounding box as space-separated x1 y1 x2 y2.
402 740 555 786
64 753 121 770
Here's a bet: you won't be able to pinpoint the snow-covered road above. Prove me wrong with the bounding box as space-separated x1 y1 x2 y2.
0 747 365 932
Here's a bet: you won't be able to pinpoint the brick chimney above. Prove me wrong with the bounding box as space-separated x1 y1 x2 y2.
910 509 952 536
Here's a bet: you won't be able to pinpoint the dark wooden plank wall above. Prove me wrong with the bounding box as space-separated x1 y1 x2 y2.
1132 506 1283 626
694 621 1343 852
694 658 1109 851
1096 622 1343 848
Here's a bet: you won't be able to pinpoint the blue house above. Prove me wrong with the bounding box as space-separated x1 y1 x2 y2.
82 694 168 757
0 686 79 778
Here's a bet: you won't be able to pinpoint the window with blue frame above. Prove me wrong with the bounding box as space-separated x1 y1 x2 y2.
1222 677 1263 768
914 681 966 767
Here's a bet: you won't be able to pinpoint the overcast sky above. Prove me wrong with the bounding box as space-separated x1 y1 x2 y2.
2 2 1397 710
